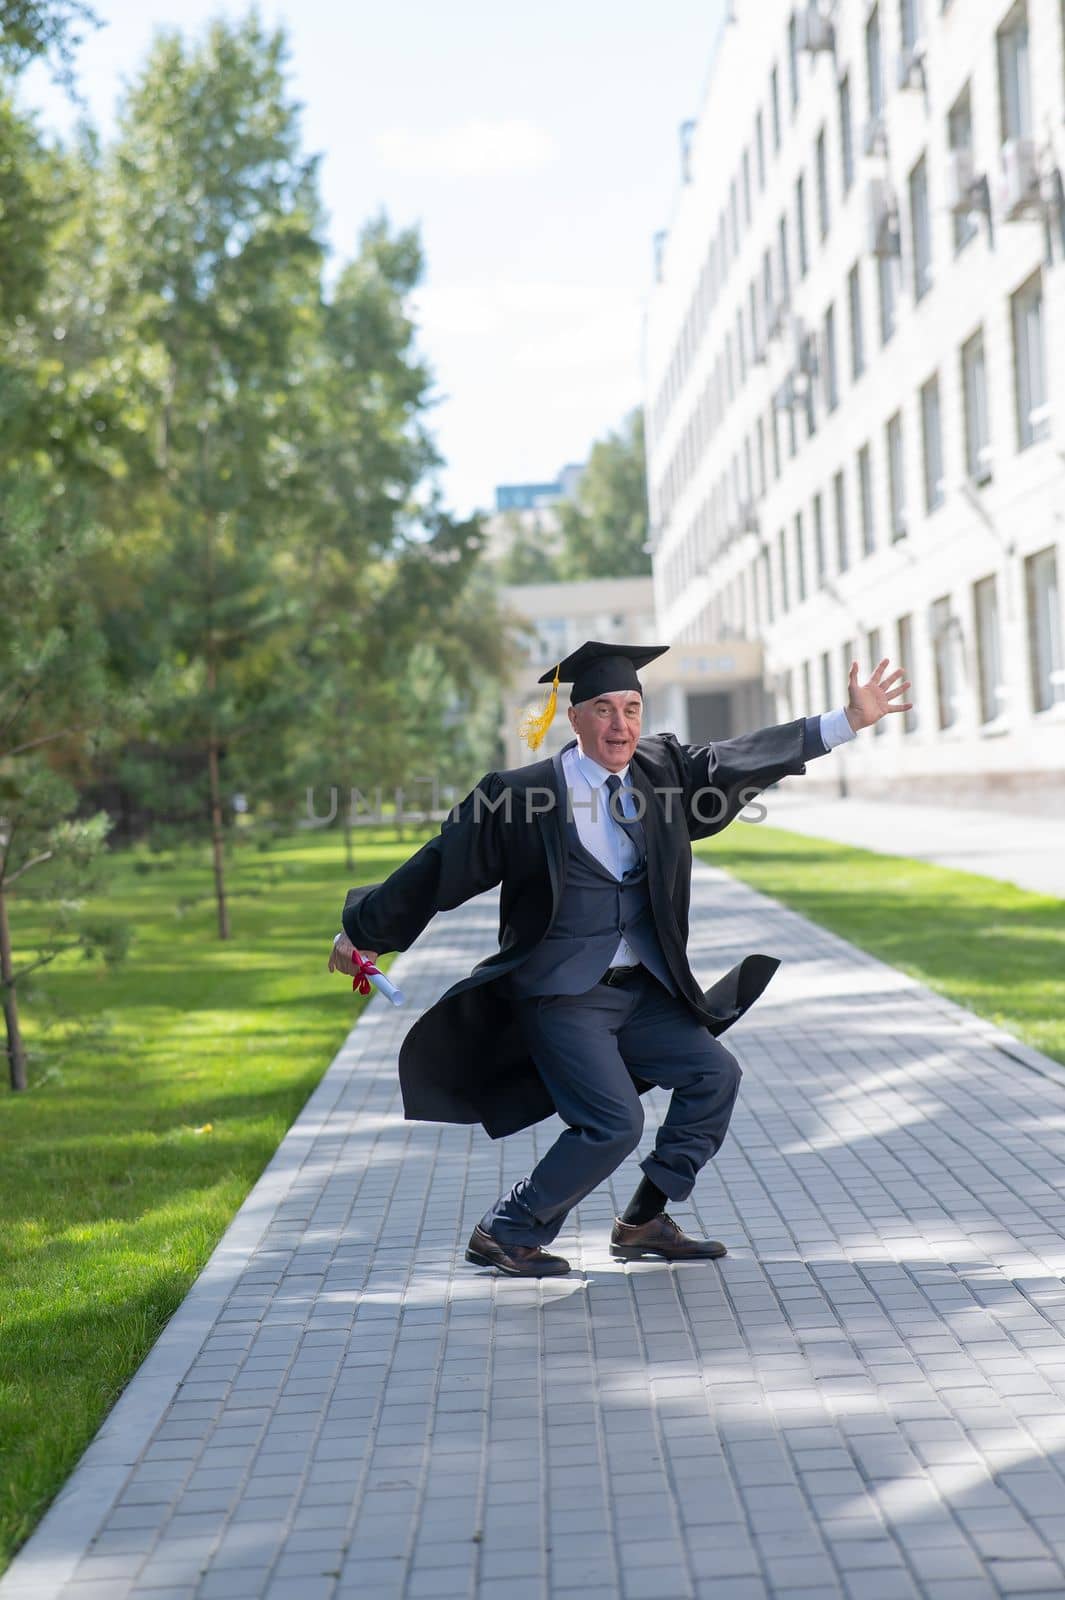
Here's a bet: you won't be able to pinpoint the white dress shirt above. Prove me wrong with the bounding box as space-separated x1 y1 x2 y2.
561 708 856 969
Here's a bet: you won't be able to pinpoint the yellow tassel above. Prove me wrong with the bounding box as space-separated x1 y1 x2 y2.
518 662 560 750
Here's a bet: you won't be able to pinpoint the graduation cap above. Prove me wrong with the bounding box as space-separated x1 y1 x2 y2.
518 639 670 751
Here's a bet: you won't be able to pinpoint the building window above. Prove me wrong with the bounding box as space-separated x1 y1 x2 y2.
802 659 813 714
834 469 849 571
796 173 809 278
795 511 807 602
858 443 875 555
839 73 854 193
865 626 885 732
909 155 932 301
998 2 1033 143
920 374 944 512
1025 545 1064 710
756 415 767 496
1012 270 1049 450
736 307 747 383
932 596 962 729
948 85 977 253
823 303 839 412
778 526 790 612
813 492 826 586
770 64 782 151
900 0 922 53
821 649 833 709
770 403 781 479
896 612 918 733
756 109 766 189
742 148 752 226
887 412 906 540
730 178 740 254
841 640 855 705
760 548 773 624
778 214 791 301
878 255 897 344
961 328 991 484
788 11 800 112
866 4 884 121
848 263 865 380
816 126 830 240
973 573 1005 724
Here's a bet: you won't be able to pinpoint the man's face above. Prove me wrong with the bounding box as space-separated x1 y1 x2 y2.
568 689 643 772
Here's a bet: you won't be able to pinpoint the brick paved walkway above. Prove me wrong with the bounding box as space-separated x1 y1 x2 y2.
4 862 1065 1600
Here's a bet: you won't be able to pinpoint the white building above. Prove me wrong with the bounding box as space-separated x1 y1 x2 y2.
644 0 1065 811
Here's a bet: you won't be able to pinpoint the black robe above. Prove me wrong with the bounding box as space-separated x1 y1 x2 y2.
342 718 818 1139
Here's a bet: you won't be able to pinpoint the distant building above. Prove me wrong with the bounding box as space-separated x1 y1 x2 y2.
645 0 1065 812
484 464 586 565
494 466 585 513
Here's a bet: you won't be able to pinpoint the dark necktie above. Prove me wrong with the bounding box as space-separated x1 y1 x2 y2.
605 773 647 870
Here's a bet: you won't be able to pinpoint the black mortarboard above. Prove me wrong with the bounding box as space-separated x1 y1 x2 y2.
538 639 670 703
519 639 670 750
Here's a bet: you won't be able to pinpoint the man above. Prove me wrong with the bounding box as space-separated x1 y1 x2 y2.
331 642 911 1277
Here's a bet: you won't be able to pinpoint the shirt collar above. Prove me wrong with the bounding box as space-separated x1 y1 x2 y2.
572 744 630 789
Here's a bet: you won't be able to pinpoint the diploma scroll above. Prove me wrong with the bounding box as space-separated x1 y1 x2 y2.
334 933 406 1007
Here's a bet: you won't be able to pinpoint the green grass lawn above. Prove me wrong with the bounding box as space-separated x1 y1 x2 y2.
697 821 1065 1066
0 825 430 1574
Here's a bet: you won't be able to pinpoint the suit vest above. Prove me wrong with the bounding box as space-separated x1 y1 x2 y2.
507 814 676 998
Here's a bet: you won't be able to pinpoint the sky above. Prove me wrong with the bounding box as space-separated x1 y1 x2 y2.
19 0 727 516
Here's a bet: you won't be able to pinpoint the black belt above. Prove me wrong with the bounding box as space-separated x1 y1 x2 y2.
600 963 643 987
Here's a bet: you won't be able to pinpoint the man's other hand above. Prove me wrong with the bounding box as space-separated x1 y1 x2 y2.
328 932 378 977
845 657 913 731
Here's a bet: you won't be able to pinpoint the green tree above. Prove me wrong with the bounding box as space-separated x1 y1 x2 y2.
88 14 325 937
495 510 561 584
0 38 118 1089
557 408 651 579
277 217 510 863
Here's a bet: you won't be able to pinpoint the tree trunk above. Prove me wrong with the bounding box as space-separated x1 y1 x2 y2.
207 734 230 940
203 484 230 941
0 883 27 1091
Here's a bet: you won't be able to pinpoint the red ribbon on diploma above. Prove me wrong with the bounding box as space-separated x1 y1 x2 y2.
351 951 379 995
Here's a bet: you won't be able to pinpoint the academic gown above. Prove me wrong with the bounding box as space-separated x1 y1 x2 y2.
341 718 815 1140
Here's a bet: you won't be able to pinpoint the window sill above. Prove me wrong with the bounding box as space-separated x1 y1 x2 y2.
978 717 1011 738
1032 699 1065 724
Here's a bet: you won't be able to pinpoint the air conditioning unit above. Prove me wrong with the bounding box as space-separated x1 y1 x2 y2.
862 115 888 159
999 137 1041 220
773 376 796 412
866 177 901 257
969 449 993 488
945 148 976 214
797 3 835 52
896 42 927 92
739 500 760 535
767 298 790 340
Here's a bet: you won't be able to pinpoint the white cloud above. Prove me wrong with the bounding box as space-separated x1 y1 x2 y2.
374 118 558 178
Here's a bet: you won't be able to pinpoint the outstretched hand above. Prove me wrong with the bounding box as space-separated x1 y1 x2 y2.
845 657 913 731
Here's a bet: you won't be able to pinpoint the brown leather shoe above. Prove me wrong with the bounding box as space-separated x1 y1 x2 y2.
610 1213 727 1261
465 1224 571 1277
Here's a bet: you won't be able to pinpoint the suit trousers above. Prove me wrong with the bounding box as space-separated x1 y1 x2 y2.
482 968 743 1248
